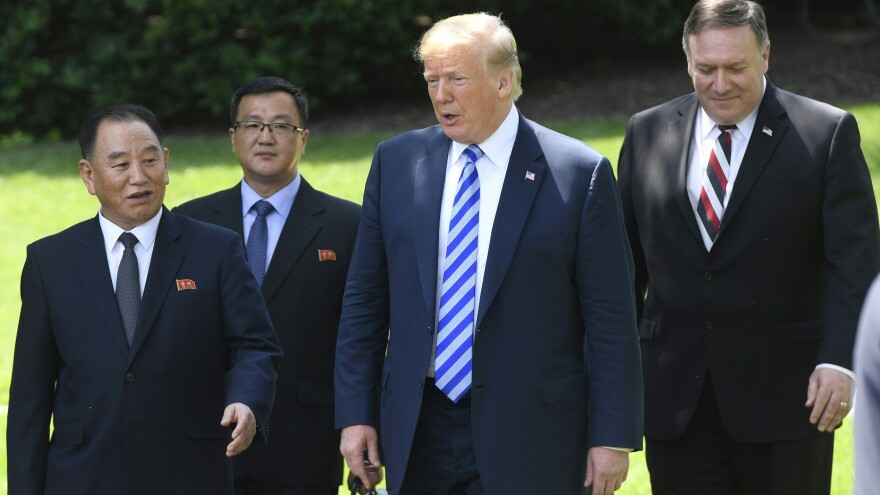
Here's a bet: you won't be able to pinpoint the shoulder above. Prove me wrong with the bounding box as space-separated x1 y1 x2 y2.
377 125 446 155
168 211 239 242
523 117 608 168
630 93 697 124
173 187 236 216
772 87 849 122
27 217 95 254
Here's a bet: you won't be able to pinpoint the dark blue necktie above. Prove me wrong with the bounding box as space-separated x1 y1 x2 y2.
247 200 274 286
116 232 140 345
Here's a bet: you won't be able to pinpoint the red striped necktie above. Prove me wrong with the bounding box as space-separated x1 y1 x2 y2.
697 124 737 243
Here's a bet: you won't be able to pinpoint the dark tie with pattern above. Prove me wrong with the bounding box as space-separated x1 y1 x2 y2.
247 200 274 286
697 124 737 243
116 232 140 345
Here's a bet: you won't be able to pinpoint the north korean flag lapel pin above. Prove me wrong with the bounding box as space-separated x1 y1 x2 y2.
318 249 337 262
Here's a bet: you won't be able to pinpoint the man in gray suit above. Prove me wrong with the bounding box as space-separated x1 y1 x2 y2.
855 275 880 495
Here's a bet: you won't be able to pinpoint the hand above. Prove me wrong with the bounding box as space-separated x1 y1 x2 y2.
221 402 257 457
585 447 629 494
340 425 383 490
805 367 855 432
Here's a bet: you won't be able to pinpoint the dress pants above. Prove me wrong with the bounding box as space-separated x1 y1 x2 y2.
398 378 484 495
234 476 338 495
646 375 833 495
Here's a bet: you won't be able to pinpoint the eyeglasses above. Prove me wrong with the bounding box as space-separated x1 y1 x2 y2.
233 120 305 137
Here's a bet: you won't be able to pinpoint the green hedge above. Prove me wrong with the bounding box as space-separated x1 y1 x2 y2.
2 0 823 137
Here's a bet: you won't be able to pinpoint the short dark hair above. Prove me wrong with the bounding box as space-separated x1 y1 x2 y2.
229 76 309 127
683 0 769 57
79 104 164 160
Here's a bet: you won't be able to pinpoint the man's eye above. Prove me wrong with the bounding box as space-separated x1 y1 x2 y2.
244 122 261 130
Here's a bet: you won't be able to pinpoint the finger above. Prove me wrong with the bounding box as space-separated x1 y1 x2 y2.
584 462 594 487
819 398 849 431
220 404 235 426
805 374 819 407
367 437 382 468
809 387 831 424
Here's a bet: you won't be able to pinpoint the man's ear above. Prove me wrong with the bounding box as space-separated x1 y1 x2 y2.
497 69 514 98
79 159 97 195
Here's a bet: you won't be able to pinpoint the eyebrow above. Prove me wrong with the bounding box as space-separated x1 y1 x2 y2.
106 144 161 160
242 114 293 122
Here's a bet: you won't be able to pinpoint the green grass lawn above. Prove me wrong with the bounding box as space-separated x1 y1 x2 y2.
2 104 878 495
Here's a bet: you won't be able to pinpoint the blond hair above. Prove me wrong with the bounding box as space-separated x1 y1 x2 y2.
415 13 523 101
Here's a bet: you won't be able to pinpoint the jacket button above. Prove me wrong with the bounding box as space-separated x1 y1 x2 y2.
125 373 135 383
418 379 425 389
704 272 712 281
427 326 434 335
705 321 713 330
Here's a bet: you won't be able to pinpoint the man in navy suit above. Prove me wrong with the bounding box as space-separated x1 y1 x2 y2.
7 104 283 495
175 76 360 495
618 1 880 493
335 13 643 495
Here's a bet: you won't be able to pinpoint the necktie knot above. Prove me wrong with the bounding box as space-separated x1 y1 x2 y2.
718 124 737 134
462 144 484 164
252 199 274 217
119 232 139 250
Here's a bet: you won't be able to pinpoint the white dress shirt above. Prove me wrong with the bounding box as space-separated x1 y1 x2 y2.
100 208 162 296
428 105 520 376
241 173 301 270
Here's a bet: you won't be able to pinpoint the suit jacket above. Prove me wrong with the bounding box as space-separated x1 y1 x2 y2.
335 113 643 495
174 178 360 488
7 208 283 495
618 81 880 442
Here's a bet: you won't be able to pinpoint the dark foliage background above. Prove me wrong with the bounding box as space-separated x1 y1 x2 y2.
0 0 873 137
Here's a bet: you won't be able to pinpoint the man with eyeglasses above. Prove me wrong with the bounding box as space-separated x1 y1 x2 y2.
175 76 361 495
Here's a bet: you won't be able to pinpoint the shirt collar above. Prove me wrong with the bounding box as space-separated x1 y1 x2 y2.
98 207 163 252
450 104 519 167
698 76 766 141
240 173 301 219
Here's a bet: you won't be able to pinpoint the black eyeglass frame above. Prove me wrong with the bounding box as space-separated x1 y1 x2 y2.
233 120 306 135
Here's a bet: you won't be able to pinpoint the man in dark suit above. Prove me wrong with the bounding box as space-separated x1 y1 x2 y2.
175 76 360 495
335 13 643 495
617 1 880 493
7 104 283 495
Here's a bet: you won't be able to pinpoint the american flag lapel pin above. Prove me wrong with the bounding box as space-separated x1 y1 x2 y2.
762 126 773 137
176 279 197 291
525 170 536 181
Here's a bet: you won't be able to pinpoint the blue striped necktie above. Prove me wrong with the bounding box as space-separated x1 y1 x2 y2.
436 144 483 402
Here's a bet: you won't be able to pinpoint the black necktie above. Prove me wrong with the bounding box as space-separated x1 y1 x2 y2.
116 232 140 345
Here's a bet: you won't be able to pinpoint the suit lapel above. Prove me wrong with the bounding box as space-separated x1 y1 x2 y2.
74 217 130 357
670 97 705 244
717 84 787 237
476 116 546 327
129 208 185 361
261 178 322 302
414 131 452 321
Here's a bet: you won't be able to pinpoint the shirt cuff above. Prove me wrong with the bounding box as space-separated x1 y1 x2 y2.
599 446 634 452
815 363 855 381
